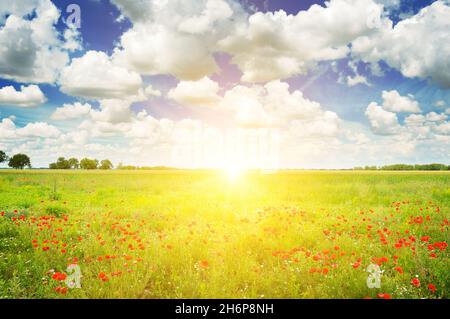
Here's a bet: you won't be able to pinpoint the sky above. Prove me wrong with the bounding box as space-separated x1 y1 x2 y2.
0 0 449 169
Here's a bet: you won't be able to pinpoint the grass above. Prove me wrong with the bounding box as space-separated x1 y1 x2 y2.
0 170 448 299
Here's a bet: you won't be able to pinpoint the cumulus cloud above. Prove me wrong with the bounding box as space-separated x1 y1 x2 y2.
144 85 162 98
112 0 245 80
0 0 79 83
221 80 340 133
60 51 143 100
0 117 17 139
435 100 446 108
0 117 60 139
435 122 450 135
219 0 384 82
168 77 221 107
347 75 371 87
89 99 134 124
352 1 450 88
17 121 60 138
51 102 92 120
365 102 401 135
381 90 421 113
0 85 46 107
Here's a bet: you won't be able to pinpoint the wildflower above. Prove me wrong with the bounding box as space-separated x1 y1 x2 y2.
199 260 209 269
98 272 109 282
394 267 403 274
428 284 436 293
352 262 361 269
420 236 431 242
411 278 420 288
377 293 392 299
52 272 67 281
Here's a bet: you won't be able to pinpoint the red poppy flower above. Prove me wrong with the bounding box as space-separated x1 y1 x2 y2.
199 260 209 269
411 278 420 288
377 293 392 299
394 267 403 274
352 262 361 269
420 236 431 242
52 272 67 281
428 284 436 293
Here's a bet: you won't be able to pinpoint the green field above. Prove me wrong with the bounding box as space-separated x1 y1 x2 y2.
0 170 449 299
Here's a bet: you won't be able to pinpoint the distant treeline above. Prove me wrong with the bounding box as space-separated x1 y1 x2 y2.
49 157 113 170
354 164 450 171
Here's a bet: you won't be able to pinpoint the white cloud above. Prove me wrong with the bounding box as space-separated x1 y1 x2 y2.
168 77 221 107
0 117 60 140
381 90 421 113
0 117 17 139
144 85 162 98
89 99 134 124
62 25 83 52
347 75 371 87
17 121 60 138
365 102 401 135
60 51 143 100
345 60 371 87
435 122 450 135
219 0 385 82
0 85 46 107
435 100 446 108
51 102 92 120
425 112 447 122
0 0 77 83
405 112 447 130
221 80 340 132
112 0 244 80
404 114 425 126
290 111 341 138
352 1 450 88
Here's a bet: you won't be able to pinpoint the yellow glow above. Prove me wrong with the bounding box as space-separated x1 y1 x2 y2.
222 161 245 182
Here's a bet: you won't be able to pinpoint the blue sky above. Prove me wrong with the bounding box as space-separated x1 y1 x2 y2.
0 0 449 168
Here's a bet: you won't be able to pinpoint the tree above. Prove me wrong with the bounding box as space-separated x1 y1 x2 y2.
68 158 79 169
99 159 113 170
56 157 71 169
80 158 98 170
0 150 7 164
8 154 31 169
49 163 57 169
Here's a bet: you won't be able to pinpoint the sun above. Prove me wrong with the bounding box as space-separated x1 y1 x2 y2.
222 162 245 182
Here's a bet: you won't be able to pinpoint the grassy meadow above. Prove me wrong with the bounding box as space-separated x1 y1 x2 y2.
0 170 449 299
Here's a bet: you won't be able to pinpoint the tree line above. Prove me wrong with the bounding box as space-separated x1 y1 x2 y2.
0 151 32 169
353 164 450 171
0 151 113 170
49 157 113 170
